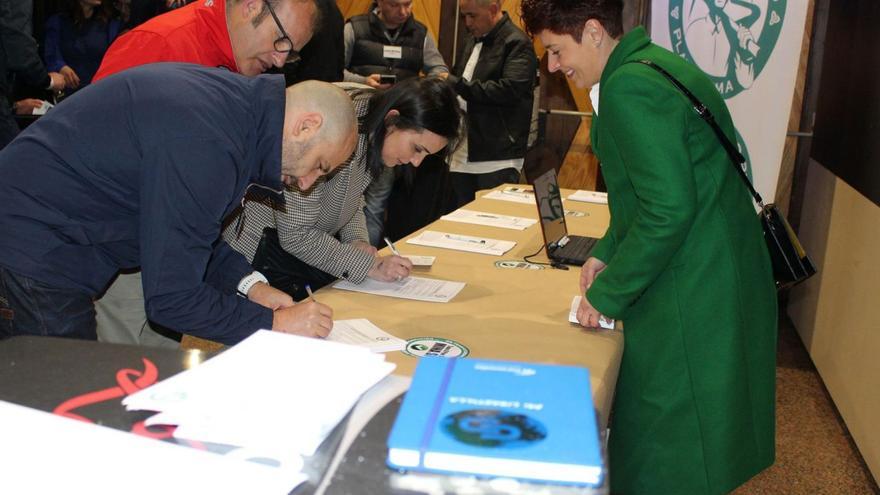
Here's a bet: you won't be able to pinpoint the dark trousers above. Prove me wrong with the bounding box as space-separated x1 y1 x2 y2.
0 266 97 340
450 167 522 209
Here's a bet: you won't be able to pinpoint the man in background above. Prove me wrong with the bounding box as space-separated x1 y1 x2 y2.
0 64 356 345
448 0 537 208
91 0 318 348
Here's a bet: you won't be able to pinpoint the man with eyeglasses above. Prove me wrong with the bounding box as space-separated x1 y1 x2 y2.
89 0 319 348
94 0 315 80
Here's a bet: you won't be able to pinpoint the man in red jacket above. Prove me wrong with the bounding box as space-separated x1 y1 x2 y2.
92 0 320 348
95 0 318 80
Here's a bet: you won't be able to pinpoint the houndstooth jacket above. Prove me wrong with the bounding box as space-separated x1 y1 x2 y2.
222 84 377 283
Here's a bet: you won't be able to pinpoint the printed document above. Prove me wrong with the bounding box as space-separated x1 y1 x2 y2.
333 276 465 303
404 255 435 266
568 190 609 204
482 186 535 204
441 209 538 230
327 319 406 353
406 230 516 256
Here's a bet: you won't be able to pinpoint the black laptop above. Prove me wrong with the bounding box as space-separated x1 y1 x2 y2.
529 168 598 266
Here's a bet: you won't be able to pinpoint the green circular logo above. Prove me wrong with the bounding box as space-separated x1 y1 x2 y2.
404 337 470 358
668 0 786 98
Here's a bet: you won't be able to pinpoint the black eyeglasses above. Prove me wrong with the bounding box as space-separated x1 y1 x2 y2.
265 0 301 65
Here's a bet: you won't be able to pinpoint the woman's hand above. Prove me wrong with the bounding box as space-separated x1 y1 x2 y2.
576 294 609 329
579 256 607 293
60 66 80 89
368 255 413 282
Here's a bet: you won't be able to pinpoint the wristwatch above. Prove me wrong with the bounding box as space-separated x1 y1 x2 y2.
237 271 268 297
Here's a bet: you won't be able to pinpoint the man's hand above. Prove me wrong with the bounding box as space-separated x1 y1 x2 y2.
47 72 66 91
579 256 607 294
368 255 413 282
351 240 378 257
60 66 80 89
13 99 44 115
365 74 392 89
247 282 294 310
272 301 334 338
576 294 609 329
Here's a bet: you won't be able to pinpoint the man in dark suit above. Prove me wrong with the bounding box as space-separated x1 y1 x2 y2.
447 0 537 208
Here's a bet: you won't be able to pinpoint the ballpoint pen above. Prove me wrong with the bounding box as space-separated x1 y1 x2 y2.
305 284 316 302
444 233 487 244
384 236 401 256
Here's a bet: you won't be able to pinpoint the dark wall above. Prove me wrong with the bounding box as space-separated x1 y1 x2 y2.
810 0 880 207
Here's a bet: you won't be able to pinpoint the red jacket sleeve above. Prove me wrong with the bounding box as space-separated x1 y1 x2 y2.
93 32 171 82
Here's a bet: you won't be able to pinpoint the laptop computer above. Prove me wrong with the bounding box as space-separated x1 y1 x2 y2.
529 168 598 266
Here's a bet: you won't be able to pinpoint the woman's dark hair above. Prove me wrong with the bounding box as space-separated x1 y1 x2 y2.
63 0 121 27
362 76 463 179
520 0 623 41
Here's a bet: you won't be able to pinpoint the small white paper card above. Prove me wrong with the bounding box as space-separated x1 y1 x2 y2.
405 255 435 266
441 209 538 231
569 296 615 329
327 319 406 353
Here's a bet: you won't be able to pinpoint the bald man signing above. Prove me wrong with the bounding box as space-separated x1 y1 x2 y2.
0 64 357 345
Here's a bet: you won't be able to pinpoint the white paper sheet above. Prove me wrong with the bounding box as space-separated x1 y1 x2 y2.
327 319 407 353
333 276 465 303
567 190 609 204
0 400 300 495
482 186 536 204
122 331 395 457
569 296 615 330
406 230 515 256
441 209 538 231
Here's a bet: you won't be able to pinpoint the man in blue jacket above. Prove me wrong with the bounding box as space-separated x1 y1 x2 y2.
0 63 357 344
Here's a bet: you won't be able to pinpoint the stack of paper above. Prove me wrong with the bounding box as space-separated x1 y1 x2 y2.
567 190 609 204
334 276 465 303
406 230 516 256
327 319 407 352
122 331 395 481
441 209 538 230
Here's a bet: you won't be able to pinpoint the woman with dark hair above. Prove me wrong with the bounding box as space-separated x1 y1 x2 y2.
519 0 776 493
223 76 462 300
44 0 123 94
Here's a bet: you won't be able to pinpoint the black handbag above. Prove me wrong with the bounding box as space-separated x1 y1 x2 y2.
630 60 817 289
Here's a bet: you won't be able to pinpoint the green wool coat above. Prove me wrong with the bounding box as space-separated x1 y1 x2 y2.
586 28 777 494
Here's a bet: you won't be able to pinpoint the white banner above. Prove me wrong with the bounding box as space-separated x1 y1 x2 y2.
650 0 809 203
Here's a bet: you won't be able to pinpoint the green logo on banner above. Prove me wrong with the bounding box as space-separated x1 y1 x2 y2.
668 0 786 98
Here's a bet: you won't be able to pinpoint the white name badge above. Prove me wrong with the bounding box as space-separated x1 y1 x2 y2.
383 45 403 59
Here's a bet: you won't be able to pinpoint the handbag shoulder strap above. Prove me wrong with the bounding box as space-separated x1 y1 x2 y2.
625 59 764 207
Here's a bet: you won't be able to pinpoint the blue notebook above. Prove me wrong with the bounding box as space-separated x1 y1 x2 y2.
386 357 603 486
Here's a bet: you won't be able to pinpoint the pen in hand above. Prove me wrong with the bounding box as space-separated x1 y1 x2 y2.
305 284 316 303
384 236 401 256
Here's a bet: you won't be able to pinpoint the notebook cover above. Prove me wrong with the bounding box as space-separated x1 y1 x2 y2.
386 357 603 486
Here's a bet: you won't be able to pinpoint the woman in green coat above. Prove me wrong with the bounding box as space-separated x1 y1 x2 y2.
520 1 777 493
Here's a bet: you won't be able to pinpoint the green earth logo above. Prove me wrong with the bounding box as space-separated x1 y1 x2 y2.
668 0 786 98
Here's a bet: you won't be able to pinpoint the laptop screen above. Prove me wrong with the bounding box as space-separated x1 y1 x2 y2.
531 168 568 248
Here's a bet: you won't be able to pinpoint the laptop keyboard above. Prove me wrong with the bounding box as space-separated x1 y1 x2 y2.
554 236 597 261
